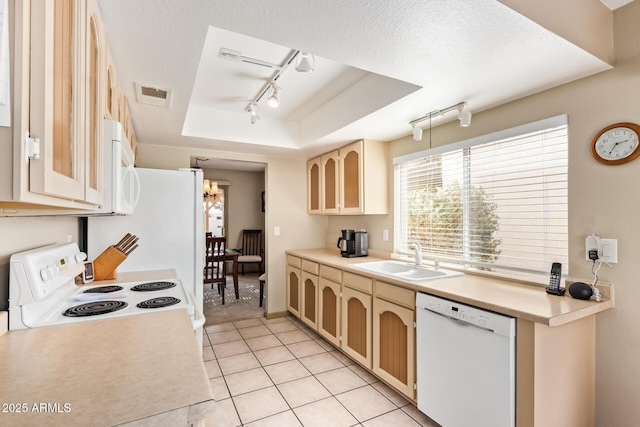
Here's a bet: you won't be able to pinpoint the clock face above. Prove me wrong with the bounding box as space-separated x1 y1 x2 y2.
591 123 640 165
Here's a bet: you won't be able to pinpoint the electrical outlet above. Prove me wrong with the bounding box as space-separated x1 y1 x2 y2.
382 229 389 241
585 234 601 261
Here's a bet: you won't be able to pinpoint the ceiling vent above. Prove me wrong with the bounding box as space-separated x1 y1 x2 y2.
135 83 173 108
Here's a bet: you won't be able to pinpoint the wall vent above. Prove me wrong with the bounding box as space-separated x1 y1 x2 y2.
135 83 172 108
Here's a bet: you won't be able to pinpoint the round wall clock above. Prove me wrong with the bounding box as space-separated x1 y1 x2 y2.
591 122 640 165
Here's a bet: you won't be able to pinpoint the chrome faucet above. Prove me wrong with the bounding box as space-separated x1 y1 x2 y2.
409 242 422 266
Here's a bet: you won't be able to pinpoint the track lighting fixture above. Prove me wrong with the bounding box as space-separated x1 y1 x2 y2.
295 52 315 73
267 84 280 108
412 125 423 142
409 101 471 139
220 47 315 122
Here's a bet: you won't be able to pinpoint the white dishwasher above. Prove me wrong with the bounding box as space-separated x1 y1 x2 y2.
416 293 516 427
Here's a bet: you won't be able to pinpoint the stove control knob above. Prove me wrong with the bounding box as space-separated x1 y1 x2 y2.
75 252 88 263
39 266 58 281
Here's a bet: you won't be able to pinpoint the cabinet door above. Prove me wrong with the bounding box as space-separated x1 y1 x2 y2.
301 271 318 329
339 140 363 214
341 286 372 368
286 265 301 317
29 0 85 201
84 0 104 205
307 156 321 214
318 277 341 346
104 46 117 120
321 150 339 214
373 297 415 399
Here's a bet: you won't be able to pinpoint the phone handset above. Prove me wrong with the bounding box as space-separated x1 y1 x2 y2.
546 262 565 295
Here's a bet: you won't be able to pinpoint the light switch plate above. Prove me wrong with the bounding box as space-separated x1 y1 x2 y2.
600 238 618 263
274 226 280 236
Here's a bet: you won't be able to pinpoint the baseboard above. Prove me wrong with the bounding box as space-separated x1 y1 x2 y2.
265 310 288 320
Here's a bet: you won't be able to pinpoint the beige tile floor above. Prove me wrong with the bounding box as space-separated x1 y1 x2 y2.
199 316 440 427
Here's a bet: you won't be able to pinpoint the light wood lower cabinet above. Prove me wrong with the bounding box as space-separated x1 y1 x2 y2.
318 277 341 346
301 271 318 329
286 264 301 317
373 297 415 399
341 285 372 369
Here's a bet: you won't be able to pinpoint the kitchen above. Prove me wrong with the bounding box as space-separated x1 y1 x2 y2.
1 1 639 426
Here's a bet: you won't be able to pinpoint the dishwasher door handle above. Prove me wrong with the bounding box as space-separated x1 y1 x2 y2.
418 306 495 333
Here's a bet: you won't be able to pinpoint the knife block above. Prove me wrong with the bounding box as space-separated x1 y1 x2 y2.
93 246 127 281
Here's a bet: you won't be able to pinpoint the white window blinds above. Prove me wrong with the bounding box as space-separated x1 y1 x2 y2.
394 116 568 275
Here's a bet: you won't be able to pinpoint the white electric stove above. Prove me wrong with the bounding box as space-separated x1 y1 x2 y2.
8 243 204 331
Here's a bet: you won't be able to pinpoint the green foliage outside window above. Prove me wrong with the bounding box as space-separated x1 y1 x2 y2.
407 182 501 263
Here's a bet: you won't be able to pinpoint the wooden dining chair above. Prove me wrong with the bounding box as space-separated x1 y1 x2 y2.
238 229 263 275
204 236 228 304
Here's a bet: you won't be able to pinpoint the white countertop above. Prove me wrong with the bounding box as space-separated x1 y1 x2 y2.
286 248 614 326
0 270 214 426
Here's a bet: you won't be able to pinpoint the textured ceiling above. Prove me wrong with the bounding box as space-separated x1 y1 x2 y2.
97 0 617 159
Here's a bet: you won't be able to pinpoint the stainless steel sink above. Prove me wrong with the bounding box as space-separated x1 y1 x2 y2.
351 260 462 281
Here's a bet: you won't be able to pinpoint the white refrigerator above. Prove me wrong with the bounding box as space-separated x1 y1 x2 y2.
86 168 205 345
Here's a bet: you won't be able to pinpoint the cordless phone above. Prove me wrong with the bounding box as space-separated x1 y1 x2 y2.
546 262 565 295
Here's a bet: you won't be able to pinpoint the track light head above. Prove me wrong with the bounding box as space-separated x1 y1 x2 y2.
459 110 472 127
267 84 280 108
412 126 423 141
295 52 315 73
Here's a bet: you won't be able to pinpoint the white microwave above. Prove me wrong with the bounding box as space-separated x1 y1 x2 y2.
88 120 140 215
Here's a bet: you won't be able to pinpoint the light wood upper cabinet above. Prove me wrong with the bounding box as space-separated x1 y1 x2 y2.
104 46 118 120
321 150 340 214
84 0 105 205
307 139 388 215
1 0 105 210
307 156 321 214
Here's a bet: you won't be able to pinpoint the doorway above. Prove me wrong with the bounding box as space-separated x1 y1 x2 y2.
205 187 225 237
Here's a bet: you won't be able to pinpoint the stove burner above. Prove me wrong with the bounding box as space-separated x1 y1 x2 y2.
137 296 181 309
82 285 124 294
130 281 176 292
63 301 128 317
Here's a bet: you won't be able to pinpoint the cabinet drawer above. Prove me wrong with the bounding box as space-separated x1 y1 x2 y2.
287 255 301 268
320 265 342 283
375 281 415 310
301 259 319 275
343 272 373 295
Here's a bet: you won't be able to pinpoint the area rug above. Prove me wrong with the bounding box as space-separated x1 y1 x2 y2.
202 273 264 326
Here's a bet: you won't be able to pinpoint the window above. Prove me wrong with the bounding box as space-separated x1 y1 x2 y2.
394 115 568 275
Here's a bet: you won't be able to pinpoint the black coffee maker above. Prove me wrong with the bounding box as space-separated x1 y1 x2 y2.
337 229 368 258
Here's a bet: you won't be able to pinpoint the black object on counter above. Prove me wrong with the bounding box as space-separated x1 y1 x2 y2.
568 282 593 300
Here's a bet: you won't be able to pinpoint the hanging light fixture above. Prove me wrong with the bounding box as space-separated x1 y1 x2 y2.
203 179 219 200
295 52 315 73
267 84 280 108
409 101 471 140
